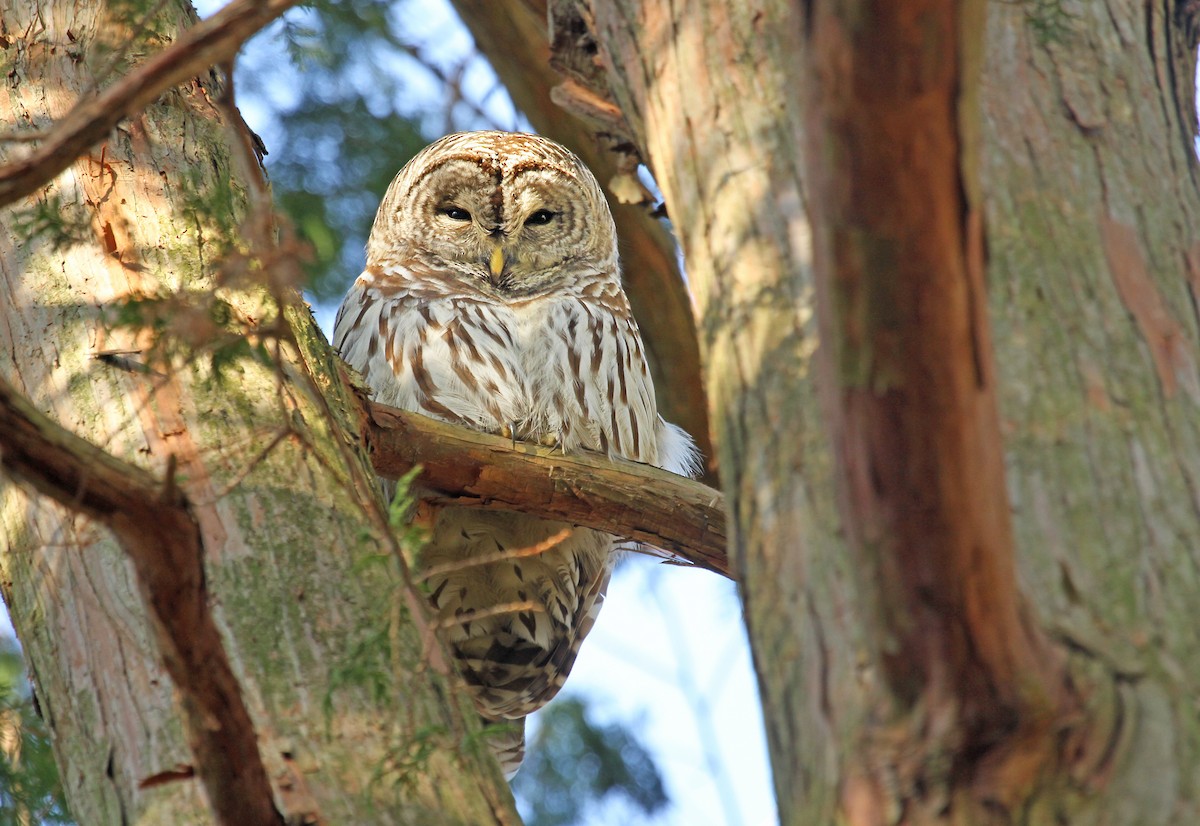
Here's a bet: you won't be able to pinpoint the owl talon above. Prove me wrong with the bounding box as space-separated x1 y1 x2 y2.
501 422 517 448
539 432 566 453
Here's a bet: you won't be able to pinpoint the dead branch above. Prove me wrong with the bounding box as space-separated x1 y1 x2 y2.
364 400 729 578
0 374 284 826
414 528 573 583
0 0 298 208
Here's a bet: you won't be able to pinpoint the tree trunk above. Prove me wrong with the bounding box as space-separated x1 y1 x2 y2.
569 0 1200 822
576 3 852 818
6 0 1200 821
981 0 1200 820
0 2 519 823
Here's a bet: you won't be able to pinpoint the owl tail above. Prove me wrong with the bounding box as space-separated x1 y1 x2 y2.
483 716 526 779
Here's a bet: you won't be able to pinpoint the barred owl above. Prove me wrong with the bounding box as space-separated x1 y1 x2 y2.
332 131 699 776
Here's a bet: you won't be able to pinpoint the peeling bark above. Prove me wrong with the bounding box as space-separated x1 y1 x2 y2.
803 0 1069 789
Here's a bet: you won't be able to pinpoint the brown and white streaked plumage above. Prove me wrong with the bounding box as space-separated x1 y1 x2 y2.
333 131 699 776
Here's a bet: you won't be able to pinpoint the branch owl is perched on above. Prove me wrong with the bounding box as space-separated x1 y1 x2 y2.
333 131 699 776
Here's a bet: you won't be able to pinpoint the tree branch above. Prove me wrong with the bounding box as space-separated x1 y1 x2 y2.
0 375 284 826
365 400 729 577
0 0 298 208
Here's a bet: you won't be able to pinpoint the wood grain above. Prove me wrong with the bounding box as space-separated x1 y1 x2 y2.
366 400 730 577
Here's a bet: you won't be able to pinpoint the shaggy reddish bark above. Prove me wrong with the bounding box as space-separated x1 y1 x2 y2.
804 0 1066 767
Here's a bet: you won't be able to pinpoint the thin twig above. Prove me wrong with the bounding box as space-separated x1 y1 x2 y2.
0 130 49 143
434 601 544 631
398 44 507 131
415 528 572 583
87 0 175 94
193 427 294 504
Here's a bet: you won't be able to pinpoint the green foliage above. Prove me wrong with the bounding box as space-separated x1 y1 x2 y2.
512 697 668 826
325 620 395 718
0 640 73 825
375 722 452 796
327 474 416 706
239 0 440 299
105 289 275 380
386 466 425 535
206 335 274 380
176 165 244 247
321 469 473 796
105 0 173 47
107 0 163 15
323 468 426 720
10 195 92 251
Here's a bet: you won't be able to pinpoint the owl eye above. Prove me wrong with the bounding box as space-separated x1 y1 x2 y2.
525 209 556 226
440 206 472 221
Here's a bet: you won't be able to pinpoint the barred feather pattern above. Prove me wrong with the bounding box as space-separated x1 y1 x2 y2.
333 132 699 777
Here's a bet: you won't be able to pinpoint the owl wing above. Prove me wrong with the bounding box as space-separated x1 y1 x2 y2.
550 291 701 477
333 265 524 432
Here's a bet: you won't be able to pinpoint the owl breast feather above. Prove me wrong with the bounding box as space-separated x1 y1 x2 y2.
333 266 663 466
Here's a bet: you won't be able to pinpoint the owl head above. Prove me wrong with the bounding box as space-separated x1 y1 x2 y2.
366 131 619 296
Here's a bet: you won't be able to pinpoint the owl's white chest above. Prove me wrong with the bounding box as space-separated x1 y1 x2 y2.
506 299 564 376
336 278 656 460
488 298 585 436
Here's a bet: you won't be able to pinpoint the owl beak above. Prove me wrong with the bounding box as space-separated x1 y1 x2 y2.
489 245 506 280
